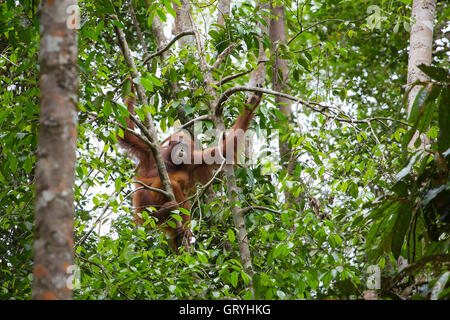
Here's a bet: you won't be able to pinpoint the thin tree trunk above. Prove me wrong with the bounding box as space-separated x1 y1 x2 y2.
217 0 231 26
149 4 191 125
407 0 437 117
33 0 78 300
269 4 303 209
203 0 234 204
173 0 195 47
270 4 291 168
221 2 268 289
112 14 176 203
186 3 267 292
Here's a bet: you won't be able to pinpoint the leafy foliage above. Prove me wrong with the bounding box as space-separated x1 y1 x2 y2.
0 0 449 300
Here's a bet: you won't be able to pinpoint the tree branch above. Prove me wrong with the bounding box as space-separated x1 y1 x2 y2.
210 43 238 70
161 114 211 144
188 11 208 71
133 180 172 199
142 30 195 65
215 86 411 127
86 110 157 151
215 59 269 86
110 13 176 202
239 206 281 216
287 15 369 46
387 254 450 292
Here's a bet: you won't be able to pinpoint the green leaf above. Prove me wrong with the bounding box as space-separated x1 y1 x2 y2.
140 77 154 92
114 177 122 193
156 8 167 22
178 207 190 216
297 57 310 72
403 21 411 33
9 155 17 173
166 220 176 228
23 157 32 174
93 96 103 111
408 86 427 125
163 0 176 18
417 85 441 134
422 185 446 207
111 19 125 29
391 200 412 259
240 271 250 285
196 252 208 264
230 271 238 288
122 77 132 97
438 87 450 153
227 228 235 243
273 244 284 258
417 65 450 82
395 151 423 182
391 180 408 197
393 18 400 33
147 74 163 86
243 290 253 300
349 182 359 198
103 100 112 117
174 213 184 223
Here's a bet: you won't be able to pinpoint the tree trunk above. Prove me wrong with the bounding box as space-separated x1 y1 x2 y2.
173 0 195 47
217 0 231 26
269 4 303 209
148 2 193 125
221 1 268 288
33 0 78 300
407 0 436 117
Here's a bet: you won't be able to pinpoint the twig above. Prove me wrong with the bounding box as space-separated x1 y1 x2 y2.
210 43 238 70
288 16 369 45
161 114 211 144
215 86 412 127
239 206 281 216
200 159 226 193
216 69 253 86
132 180 172 199
215 59 269 86
291 43 322 54
128 0 149 60
386 254 450 292
187 11 208 71
142 30 195 64
86 110 155 150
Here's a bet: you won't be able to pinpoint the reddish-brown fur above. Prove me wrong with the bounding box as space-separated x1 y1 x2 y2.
118 80 261 250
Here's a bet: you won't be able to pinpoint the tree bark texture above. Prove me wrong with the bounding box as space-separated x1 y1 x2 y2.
217 0 231 26
269 4 303 208
149 5 190 125
407 0 436 117
173 0 195 47
270 4 292 169
33 0 78 300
